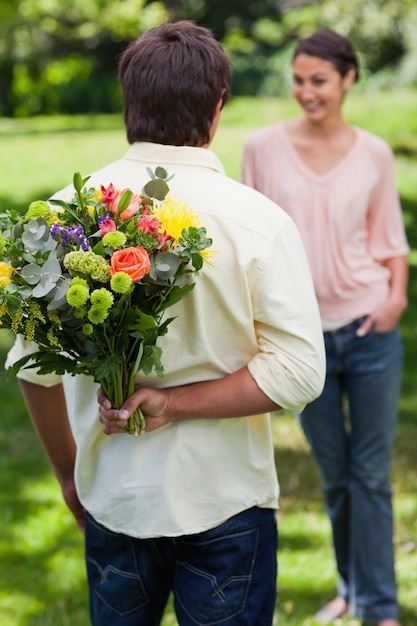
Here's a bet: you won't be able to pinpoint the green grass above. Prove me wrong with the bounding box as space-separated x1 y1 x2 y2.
1 92 417 625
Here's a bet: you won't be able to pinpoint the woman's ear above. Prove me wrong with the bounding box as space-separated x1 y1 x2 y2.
343 67 357 91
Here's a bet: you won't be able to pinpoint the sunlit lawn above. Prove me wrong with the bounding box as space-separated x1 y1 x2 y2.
1 92 416 625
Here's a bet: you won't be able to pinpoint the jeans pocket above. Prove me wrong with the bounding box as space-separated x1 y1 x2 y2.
85 513 149 616
175 527 258 625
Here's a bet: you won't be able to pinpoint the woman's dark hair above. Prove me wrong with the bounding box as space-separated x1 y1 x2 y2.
293 28 360 82
119 20 231 146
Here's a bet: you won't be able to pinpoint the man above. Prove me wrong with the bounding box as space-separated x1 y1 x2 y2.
7 21 325 626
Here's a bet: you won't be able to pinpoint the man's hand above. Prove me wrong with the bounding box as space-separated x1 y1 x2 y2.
60 477 85 533
97 366 282 436
97 386 170 435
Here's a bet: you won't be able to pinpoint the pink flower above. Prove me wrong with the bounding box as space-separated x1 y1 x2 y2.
99 218 117 237
136 205 161 235
101 183 115 204
101 184 142 221
156 231 171 249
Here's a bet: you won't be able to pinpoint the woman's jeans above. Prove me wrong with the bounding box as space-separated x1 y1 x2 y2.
85 506 278 626
299 318 403 622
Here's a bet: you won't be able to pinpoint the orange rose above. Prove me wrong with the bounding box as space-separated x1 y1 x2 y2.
110 247 150 282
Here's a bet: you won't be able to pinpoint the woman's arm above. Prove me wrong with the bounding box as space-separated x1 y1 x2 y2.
357 255 408 336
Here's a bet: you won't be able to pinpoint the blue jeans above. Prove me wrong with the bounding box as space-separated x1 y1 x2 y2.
299 318 402 623
85 506 278 625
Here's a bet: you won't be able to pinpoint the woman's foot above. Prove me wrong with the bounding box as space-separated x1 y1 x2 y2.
314 597 348 623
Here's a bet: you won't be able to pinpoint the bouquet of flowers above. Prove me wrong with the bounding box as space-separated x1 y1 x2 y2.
0 167 212 434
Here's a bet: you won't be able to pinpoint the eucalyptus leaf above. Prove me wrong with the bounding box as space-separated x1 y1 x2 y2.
20 263 42 285
32 278 57 298
22 219 56 252
154 166 168 179
47 280 70 310
42 257 62 281
143 179 169 201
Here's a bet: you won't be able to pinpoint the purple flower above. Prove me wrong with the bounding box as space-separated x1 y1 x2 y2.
51 222 88 251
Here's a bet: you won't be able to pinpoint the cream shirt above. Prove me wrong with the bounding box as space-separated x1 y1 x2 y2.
7 142 325 538
242 124 409 321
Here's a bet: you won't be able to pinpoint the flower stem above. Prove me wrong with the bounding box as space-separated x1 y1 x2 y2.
126 406 146 436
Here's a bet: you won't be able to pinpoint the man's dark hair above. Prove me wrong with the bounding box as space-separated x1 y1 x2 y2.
293 28 360 82
119 20 231 146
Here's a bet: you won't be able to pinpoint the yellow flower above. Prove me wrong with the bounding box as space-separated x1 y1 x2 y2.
154 194 201 245
87 189 102 214
0 262 13 286
199 246 217 266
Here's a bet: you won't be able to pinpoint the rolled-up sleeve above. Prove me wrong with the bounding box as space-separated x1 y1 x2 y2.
248 219 325 412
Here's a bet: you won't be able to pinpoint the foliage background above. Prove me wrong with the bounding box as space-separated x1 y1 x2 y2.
1 0 417 117
0 90 417 624
1 1 416 623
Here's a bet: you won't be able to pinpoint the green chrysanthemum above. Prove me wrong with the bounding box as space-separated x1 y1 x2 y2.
90 288 114 310
82 323 93 336
70 276 89 288
110 272 133 294
102 231 127 248
26 200 50 218
74 306 87 319
66 283 90 308
87 305 109 324
23 200 56 225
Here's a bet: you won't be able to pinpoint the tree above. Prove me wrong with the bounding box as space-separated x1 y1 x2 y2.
0 0 167 116
1 0 416 116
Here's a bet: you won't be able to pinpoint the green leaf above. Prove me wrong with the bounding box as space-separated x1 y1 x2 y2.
7 351 82 378
155 283 195 313
2 293 21 315
117 189 133 214
141 345 164 377
92 240 105 256
20 263 42 285
91 355 121 380
192 252 203 271
73 172 90 193
151 252 181 282
143 179 169 201
125 307 157 331
154 166 168 179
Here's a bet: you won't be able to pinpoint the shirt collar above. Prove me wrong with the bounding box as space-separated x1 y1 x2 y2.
123 142 225 176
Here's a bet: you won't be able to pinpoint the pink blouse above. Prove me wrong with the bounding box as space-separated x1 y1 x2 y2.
242 123 409 321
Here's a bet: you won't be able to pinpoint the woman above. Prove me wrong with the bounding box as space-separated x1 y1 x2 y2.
241 28 409 626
